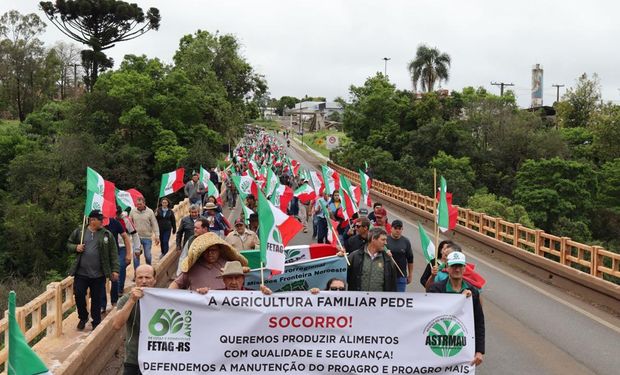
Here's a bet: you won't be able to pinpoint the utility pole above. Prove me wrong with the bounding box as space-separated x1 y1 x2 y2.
552 84 565 103
383 57 391 77
491 81 514 96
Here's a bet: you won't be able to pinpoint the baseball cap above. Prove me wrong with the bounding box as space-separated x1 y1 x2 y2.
234 218 245 226
392 219 403 228
446 251 466 266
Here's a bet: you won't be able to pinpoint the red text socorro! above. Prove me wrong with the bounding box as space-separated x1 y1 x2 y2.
268 315 353 329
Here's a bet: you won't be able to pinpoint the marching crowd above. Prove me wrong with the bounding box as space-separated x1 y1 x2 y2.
67 128 485 375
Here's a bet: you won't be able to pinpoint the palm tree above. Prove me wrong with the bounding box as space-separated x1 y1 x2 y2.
408 45 451 93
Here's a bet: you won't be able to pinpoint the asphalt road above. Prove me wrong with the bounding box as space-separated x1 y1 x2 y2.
274 130 620 375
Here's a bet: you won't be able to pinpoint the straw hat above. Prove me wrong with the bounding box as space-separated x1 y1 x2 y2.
204 202 218 210
180 233 248 273
217 261 245 278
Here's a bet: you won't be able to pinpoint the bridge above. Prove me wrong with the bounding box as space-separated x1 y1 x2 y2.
2 128 619 375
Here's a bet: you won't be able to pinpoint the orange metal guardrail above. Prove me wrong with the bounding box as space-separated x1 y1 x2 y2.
329 162 620 285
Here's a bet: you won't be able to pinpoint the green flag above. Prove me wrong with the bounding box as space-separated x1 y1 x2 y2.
8 291 52 375
418 222 436 263
437 176 449 232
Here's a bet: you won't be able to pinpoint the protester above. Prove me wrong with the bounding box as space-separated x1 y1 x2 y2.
67 210 119 330
386 220 414 292
225 176 237 210
169 233 248 292
345 217 370 254
225 219 260 251
314 191 330 243
184 171 205 206
327 191 342 217
129 197 160 267
176 217 210 276
112 265 157 375
371 207 392 235
346 228 397 292
203 195 223 213
209 167 220 192
101 214 131 313
176 204 203 250
420 240 456 290
155 197 177 257
428 252 485 367
367 202 383 222
193 261 272 295
245 194 257 212
118 209 141 290
248 213 259 233
203 202 231 237
310 278 347 294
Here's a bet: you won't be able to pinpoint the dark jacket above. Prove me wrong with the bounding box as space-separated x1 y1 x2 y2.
428 279 485 354
345 233 368 254
156 208 177 233
67 227 120 278
420 258 439 289
176 215 204 247
347 246 397 292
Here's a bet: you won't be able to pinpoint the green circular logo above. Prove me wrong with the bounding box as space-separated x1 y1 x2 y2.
424 316 467 357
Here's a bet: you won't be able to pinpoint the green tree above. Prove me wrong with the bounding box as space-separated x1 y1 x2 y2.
467 192 534 228
425 151 476 205
0 10 60 121
590 104 620 162
40 0 161 90
514 158 596 232
555 73 601 128
275 95 298 115
408 44 451 93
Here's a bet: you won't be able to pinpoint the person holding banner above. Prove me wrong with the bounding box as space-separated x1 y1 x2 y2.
428 251 485 367
347 228 398 292
170 233 248 292
196 261 272 295
310 278 347 294
112 265 157 375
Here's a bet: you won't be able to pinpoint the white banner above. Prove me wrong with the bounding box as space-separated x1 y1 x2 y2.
139 289 476 375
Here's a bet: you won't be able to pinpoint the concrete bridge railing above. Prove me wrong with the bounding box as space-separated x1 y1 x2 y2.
328 161 620 301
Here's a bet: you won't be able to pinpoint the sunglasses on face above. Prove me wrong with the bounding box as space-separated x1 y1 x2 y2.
329 287 346 291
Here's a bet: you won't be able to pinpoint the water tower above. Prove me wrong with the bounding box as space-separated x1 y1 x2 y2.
531 64 543 107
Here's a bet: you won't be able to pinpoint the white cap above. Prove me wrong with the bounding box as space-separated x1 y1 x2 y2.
446 251 466 266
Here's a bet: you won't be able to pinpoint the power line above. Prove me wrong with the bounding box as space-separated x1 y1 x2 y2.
491 81 515 96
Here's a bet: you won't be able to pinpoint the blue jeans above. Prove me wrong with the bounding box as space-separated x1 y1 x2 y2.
396 276 408 292
134 238 152 267
160 229 171 257
102 247 126 308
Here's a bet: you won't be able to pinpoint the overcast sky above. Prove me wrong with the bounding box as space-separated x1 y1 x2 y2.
3 0 619 107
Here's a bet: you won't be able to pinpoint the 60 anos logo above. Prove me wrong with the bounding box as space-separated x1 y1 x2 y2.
148 309 192 337
423 316 468 357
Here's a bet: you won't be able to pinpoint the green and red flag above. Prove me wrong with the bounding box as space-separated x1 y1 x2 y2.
270 183 294 212
159 168 185 198
207 179 222 205
294 183 317 204
437 176 454 232
199 166 210 187
232 175 258 201
85 167 116 218
359 169 372 207
115 188 143 211
258 190 303 274
8 291 52 375
339 175 358 220
309 170 324 196
241 202 254 225
321 165 340 196
418 222 436 263
319 200 340 244
264 168 280 197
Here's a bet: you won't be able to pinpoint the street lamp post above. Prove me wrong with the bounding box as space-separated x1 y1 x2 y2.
383 57 391 77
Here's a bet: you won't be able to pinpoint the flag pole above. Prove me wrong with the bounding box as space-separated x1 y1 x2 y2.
260 261 265 288
332 230 351 266
80 215 87 244
384 246 405 277
433 168 440 262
